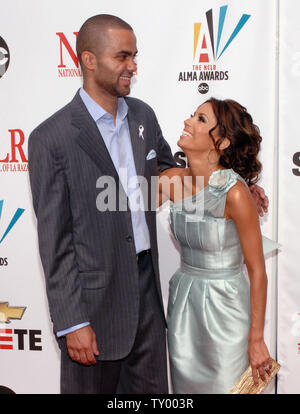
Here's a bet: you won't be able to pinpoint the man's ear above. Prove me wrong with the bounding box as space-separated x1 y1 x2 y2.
81 51 97 71
219 137 230 151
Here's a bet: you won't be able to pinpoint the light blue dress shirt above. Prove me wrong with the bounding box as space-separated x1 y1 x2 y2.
57 88 150 337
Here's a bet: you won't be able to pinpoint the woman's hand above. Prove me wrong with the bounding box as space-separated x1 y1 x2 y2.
248 338 272 385
249 184 269 217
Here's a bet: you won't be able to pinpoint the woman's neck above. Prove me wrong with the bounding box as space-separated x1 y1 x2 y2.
186 153 222 190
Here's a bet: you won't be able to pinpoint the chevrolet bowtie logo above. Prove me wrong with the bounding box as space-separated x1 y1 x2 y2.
0 302 26 323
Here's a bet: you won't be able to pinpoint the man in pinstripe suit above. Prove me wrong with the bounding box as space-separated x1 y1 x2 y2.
28 15 177 393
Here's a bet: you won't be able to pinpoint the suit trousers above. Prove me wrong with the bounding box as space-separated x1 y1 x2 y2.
59 252 169 394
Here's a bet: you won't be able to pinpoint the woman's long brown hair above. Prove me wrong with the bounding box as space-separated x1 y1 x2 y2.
206 97 262 185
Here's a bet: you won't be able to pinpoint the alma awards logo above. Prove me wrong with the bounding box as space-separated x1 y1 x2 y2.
0 36 10 78
178 4 251 93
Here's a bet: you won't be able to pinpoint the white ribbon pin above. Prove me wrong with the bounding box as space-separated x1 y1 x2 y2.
139 125 144 140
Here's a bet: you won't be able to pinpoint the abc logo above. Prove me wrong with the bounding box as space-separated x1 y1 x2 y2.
198 83 209 94
0 37 10 78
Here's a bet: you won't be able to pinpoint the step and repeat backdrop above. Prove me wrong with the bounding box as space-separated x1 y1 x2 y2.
0 0 298 394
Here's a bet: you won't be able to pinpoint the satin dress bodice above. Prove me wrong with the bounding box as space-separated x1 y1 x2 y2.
167 169 251 394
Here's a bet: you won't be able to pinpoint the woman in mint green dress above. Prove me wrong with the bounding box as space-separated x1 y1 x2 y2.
159 98 272 394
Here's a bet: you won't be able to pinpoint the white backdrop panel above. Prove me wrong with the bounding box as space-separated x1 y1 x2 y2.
0 0 278 393
277 0 300 394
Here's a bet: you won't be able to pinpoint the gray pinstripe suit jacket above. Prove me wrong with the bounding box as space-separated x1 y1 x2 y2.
28 90 176 360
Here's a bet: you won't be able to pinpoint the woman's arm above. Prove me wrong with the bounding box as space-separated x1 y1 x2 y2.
158 168 186 207
225 181 272 385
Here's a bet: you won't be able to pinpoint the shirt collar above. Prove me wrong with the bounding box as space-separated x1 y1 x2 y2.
79 87 128 123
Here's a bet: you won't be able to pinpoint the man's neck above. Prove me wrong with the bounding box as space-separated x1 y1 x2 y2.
83 84 118 123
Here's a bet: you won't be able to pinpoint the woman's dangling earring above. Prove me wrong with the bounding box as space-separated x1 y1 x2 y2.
206 149 218 165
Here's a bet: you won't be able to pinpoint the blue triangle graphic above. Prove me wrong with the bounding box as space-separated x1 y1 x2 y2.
217 14 251 60
216 5 228 57
0 200 3 221
0 208 25 244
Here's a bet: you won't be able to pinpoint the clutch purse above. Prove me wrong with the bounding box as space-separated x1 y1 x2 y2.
229 359 280 394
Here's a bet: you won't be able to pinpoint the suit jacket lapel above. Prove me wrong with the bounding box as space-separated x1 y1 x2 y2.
127 104 146 178
71 92 147 181
71 91 118 179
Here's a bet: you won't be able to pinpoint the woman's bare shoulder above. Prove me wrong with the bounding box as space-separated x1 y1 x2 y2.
226 179 257 221
159 167 187 179
227 179 251 203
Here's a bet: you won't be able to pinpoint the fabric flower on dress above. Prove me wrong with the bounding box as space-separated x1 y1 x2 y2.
208 169 238 198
